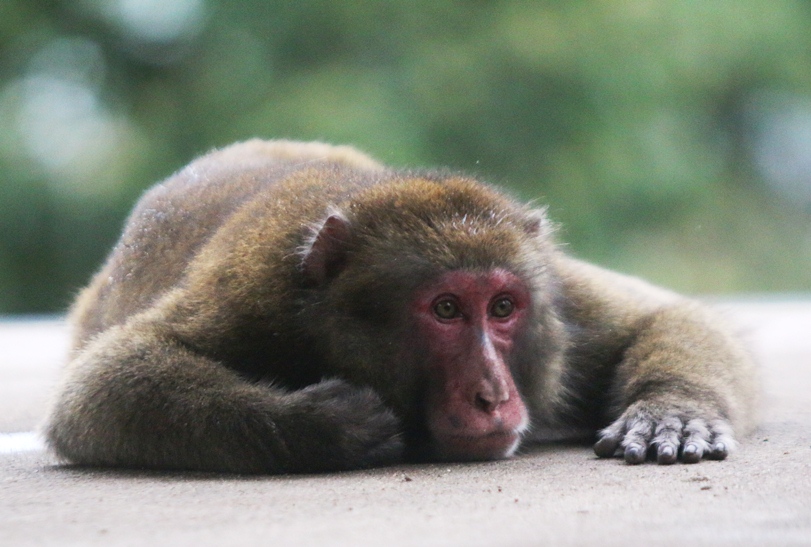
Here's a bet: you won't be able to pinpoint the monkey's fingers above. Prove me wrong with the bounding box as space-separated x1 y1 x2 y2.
681 418 737 463
593 421 626 458
650 416 684 465
707 419 736 461
596 408 738 465
619 415 655 465
681 419 712 463
593 414 655 464
294 379 404 470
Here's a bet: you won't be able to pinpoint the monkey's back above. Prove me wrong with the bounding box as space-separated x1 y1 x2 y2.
70 140 384 350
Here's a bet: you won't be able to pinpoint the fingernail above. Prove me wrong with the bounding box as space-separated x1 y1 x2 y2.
625 446 645 464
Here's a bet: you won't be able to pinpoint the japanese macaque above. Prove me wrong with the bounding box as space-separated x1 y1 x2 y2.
44 139 758 473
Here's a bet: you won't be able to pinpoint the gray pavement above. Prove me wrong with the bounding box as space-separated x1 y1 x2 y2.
1 300 809 546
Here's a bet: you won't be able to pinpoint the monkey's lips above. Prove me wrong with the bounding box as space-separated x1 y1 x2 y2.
435 429 522 461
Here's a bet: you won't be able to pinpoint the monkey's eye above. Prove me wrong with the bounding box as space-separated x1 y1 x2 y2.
490 297 515 318
433 298 460 320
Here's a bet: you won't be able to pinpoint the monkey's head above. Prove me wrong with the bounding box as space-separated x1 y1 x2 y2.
300 175 563 462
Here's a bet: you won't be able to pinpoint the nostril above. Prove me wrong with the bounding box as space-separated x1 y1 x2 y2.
475 392 504 413
475 379 510 413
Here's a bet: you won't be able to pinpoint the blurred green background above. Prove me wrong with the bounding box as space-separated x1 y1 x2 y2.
2 0 811 314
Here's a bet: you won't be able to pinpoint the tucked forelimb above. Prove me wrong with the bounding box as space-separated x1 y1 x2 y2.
45 318 402 474
557 257 757 464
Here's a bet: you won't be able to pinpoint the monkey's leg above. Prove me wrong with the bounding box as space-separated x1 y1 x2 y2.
44 322 402 474
592 303 755 465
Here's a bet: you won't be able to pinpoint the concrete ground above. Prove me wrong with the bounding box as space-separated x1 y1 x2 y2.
1 300 809 546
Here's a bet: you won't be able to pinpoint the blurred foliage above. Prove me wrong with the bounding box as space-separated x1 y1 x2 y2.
2 0 811 313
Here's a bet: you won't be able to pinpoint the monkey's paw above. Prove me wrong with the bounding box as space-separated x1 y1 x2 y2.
292 379 404 471
593 404 736 465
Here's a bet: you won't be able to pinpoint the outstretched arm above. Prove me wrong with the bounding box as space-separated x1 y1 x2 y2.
555 257 758 464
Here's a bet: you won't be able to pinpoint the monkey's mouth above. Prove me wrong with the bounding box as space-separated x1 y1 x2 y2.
435 429 522 462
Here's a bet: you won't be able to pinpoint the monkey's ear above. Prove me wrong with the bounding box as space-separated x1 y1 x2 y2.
301 213 353 284
523 208 553 237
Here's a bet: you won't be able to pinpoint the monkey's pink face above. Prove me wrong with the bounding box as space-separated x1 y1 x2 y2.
412 269 531 461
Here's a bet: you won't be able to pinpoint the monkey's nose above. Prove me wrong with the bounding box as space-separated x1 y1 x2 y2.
474 386 509 413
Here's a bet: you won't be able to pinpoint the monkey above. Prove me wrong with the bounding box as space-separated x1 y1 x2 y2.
43 139 758 474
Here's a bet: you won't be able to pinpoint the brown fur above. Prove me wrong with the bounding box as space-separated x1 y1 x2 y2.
44 139 758 473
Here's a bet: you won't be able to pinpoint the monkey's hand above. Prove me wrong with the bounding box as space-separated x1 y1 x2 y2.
284 379 404 471
593 400 736 465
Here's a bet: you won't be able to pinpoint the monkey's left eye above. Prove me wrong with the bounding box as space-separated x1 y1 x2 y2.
433 299 460 320
490 297 515 318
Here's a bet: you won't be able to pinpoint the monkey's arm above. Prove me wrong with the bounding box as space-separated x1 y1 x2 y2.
44 317 402 474
555 257 758 464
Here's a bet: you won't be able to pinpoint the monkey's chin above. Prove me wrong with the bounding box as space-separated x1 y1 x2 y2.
434 430 522 462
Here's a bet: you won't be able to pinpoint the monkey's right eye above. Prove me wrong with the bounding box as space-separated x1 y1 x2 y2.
433 299 460 320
